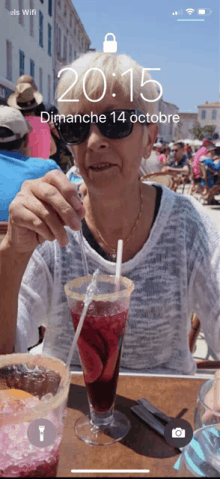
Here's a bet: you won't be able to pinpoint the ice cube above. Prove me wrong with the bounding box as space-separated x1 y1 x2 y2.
0 390 39 413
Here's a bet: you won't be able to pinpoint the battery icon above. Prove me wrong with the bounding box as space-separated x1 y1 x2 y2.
198 8 212 15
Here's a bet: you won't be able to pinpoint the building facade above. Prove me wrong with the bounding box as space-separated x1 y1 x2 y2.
197 101 220 137
0 0 54 106
0 0 91 107
176 112 198 140
54 0 91 96
157 98 179 143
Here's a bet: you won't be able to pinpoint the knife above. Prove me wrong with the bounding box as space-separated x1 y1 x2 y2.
131 404 182 452
137 398 172 423
131 404 166 436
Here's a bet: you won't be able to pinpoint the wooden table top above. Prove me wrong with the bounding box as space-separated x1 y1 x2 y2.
57 373 206 477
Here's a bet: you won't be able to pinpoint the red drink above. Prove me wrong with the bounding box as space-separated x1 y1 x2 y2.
71 301 128 412
0 450 59 477
65 274 134 445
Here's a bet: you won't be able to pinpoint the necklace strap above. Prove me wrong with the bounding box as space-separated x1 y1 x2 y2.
94 185 143 260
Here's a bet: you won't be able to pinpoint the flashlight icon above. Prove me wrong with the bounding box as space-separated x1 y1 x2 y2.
38 425 45 442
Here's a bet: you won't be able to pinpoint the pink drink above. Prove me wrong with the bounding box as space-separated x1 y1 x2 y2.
0 355 70 478
71 301 128 413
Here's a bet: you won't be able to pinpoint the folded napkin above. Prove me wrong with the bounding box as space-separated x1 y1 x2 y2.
174 427 220 477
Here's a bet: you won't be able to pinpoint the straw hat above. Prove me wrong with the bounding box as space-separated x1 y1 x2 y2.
16 75 38 92
7 83 43 111
0 106 32 143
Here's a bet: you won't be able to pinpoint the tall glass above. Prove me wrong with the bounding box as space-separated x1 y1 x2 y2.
179 425 220 477
0 353 70 477
194 379 220 430
65 274 134 445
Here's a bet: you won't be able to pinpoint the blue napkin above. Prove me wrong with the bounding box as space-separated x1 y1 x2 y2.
174 428 220 477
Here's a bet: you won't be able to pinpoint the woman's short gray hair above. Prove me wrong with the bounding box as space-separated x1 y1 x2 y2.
56 51 158 117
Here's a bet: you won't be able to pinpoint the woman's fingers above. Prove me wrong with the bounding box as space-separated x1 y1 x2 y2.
41 170 84 213
28 182 83 231
8 170 86 249
21 171 85 231
9 202 56 243
22 196 70 247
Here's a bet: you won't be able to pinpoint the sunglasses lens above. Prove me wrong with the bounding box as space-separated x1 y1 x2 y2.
57 110 135 144
99 111 133 139
59 119 89 145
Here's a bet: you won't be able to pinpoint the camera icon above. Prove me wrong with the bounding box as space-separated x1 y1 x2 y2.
172 427 185 438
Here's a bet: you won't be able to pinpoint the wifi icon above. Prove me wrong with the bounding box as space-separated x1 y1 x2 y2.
186 8 195 15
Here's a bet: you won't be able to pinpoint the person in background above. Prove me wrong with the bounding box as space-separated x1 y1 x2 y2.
201 146 220 204
163 141 189 176
184 143 192 159
192 137 214 188
0 106 60 220
7 83 56 159
139 148 162 176
48 106 74 173
165 146 170 162
152 145 159 155
16 75 46 117
158 146 169 167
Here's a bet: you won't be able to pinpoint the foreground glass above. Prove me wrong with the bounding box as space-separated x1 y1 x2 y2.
179 425 220 477
0 353 70 477
65 274 134 445
194 379 220 430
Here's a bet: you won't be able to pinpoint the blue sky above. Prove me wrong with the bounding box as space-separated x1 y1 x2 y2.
72 0 219 112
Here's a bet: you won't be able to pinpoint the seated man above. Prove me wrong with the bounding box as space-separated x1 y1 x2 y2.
0 106 60 220
163 142 189 176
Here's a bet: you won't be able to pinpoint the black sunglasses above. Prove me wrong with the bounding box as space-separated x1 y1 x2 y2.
55 109 150 145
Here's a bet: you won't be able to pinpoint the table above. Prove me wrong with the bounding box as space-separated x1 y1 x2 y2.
57 373 206 477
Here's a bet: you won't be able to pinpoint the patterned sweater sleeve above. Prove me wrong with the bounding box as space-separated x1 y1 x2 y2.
15 243 54 352
188 205 220 356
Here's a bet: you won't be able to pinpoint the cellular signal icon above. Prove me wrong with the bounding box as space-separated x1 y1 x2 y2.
186 8 195 15
172 10 183 15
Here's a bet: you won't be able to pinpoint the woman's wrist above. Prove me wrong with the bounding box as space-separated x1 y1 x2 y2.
0 235 33 267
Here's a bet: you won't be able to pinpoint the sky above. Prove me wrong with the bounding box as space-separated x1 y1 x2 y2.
71 0 219 113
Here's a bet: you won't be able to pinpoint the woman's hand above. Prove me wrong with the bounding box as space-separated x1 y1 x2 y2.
5 170 85 254
201 371 220 424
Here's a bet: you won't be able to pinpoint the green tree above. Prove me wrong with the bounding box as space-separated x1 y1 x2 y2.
189 121 216 140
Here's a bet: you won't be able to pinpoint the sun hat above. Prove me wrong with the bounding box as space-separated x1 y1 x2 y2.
202 136 214 145
7 83 43 111
16 75 38 92
0 105 32 142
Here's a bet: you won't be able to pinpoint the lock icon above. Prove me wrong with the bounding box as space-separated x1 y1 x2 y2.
103 33 117 53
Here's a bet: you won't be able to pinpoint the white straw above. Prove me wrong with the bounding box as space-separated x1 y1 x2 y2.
79 229 89 276
115 239 123 292
65 269 100 371
65 302 89 370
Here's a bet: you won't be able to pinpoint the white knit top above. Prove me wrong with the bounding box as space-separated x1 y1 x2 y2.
16 185 220 375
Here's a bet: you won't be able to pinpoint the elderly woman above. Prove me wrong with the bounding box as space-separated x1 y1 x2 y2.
0 52 220 376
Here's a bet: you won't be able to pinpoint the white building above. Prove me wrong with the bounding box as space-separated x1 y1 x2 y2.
177 112 197 140
0 0 54 106
54 0 91 95
0 0 91 107
157 99 179 143
197 101 220 137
